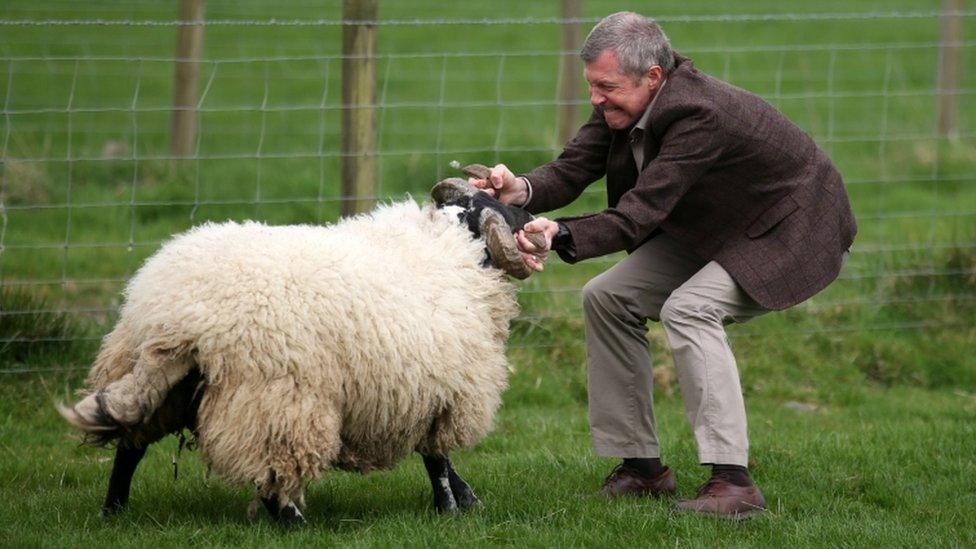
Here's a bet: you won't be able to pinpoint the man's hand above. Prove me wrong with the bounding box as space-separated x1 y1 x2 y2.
516 217 560 272
468 163 529 206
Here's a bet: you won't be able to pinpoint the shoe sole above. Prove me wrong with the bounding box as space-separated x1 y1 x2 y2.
600 489 677 499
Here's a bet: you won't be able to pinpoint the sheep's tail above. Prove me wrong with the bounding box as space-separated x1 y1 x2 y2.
58 340 196 446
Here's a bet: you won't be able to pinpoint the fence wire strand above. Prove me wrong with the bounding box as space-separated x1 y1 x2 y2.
2 10 975 27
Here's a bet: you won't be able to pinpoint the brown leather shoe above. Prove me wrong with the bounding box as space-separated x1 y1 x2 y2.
601 465 677 498
675 477 767 519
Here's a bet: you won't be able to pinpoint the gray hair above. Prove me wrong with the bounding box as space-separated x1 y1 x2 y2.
580 12 675 78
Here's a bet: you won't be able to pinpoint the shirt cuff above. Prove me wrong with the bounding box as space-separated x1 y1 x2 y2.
517 176 533 207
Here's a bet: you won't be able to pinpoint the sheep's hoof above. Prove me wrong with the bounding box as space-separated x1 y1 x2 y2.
449 481 483 512
101 502 124 518
261 496 307 526
432 489 458 514
455 490 483 511
448 471 483 511
278 503 307 526
434 502 459 514
101 493 128 517
433 489 481 513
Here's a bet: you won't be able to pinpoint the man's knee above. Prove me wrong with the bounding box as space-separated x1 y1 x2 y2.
581 273 615 313
660 291 720 329
583 270 640 315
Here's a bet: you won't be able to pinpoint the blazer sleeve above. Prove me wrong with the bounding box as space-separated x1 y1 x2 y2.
556 108 724 263
521 108 612 214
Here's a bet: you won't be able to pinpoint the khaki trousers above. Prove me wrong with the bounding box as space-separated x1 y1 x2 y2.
582 233 768 467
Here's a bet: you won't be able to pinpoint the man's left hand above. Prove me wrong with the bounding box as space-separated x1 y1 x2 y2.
516 218 560 272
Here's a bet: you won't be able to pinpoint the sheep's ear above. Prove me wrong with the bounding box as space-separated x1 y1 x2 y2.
431 178 478 206
480 208 532 280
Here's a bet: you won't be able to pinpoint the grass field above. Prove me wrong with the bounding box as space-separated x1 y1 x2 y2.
2 0 975 546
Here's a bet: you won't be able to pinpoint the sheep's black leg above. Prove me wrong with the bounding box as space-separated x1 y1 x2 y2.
261 495 281 521
422 454 458 513
422 454 481 511
102 444 147 516
279 501 306 525
445 459 482 510
261 494 306 525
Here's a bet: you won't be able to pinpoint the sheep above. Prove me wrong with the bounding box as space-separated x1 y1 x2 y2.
58 176 543 524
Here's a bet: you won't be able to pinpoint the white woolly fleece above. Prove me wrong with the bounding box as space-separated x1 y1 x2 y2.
80 201 519 496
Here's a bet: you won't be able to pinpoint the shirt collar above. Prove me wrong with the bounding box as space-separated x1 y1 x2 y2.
630 78 667 136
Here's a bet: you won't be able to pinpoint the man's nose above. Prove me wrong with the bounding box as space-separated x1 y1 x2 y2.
589 87 605 106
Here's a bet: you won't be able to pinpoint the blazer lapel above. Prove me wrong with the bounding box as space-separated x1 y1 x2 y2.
606 131 638 208
642 133 661 171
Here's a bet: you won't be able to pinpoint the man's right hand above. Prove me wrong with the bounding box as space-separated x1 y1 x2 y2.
469 163 529 206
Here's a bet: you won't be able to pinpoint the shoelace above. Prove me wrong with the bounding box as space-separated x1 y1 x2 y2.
603 463 626 485
694 477 726 498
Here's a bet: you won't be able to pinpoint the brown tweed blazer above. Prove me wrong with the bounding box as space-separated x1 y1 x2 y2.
523 55 856 310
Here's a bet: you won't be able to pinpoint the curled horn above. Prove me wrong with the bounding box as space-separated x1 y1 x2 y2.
431 164 494 205
431 177 477 206
457 163 492 180
479 208 533 280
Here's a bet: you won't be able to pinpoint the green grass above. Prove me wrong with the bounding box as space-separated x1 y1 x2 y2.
2 0 976 546
2 367 975 546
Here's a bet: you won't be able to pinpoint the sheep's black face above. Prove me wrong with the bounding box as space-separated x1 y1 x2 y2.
441 190 534 240
431 178 537 279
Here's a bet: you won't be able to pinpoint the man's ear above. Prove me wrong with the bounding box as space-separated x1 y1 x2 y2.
647 65 664 89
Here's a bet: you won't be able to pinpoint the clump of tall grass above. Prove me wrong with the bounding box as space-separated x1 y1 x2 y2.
0 287 94 367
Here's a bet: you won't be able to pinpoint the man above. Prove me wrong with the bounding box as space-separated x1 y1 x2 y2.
471 12 856 518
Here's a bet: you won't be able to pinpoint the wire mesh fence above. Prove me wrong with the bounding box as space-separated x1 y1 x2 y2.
1 2 974 373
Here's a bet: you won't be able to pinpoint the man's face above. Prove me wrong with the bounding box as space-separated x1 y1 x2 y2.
584 49 662 130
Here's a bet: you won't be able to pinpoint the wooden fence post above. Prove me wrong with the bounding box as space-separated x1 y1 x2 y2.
341 0 378 217
557 0 583 146
938 0 964 138
171 0 206 160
